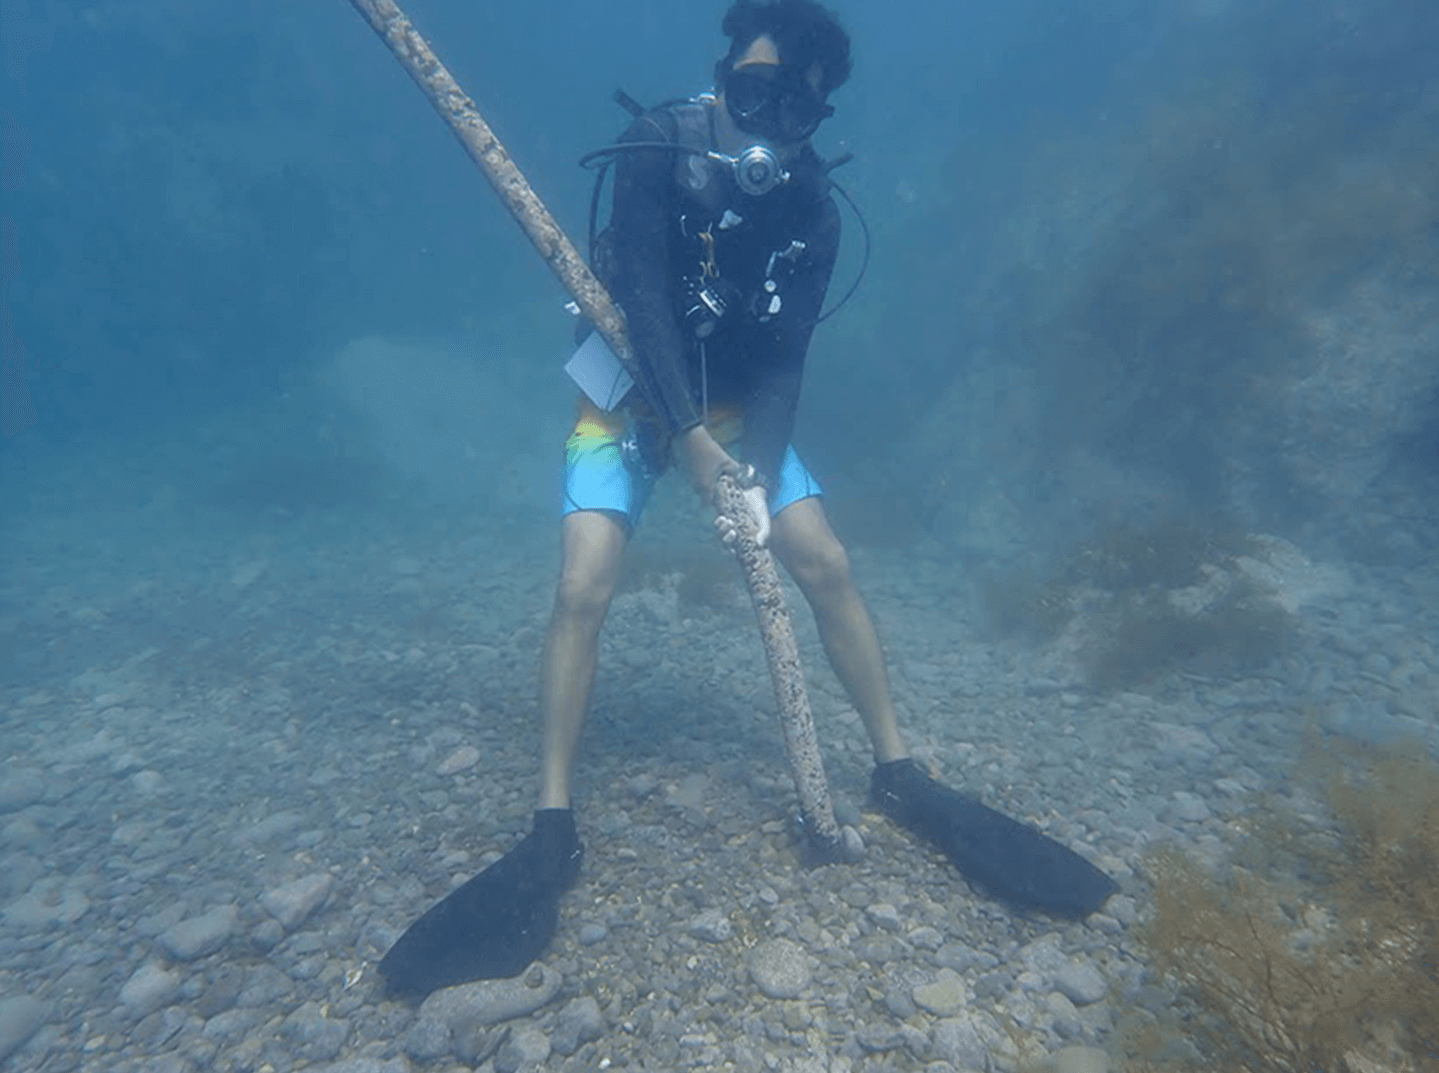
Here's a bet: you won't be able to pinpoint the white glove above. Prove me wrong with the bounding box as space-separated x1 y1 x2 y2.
740 483 771 548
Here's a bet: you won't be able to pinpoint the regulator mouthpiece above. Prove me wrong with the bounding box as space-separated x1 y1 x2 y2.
710 144 789 197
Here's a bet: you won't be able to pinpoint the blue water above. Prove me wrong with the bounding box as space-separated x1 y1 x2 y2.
5 2 1434 522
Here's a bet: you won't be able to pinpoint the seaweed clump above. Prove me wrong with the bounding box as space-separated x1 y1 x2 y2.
977 563 1075 644
1126 738 1439 1071
978 516 1296 688
1084 574 1292 690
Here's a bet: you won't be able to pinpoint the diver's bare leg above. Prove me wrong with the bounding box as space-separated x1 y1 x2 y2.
769 496 908 764
537 509 628 809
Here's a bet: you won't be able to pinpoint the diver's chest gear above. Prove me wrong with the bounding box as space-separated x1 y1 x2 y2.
666 97 789 205
666 95 791 198
709 143 788 197
677 212 809 341
667 101 813 342
578 90 871 338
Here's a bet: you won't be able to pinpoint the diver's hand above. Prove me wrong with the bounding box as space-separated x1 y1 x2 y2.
678 425 736 497
711 466 772 549
679 428 771 548
739 481 771 548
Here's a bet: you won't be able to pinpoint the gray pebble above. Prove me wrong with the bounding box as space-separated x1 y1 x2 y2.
687 909 732 942
1018 934 1067 975
930 1010 1006 1069
1045 991 1084 1040
1149 723 1219 766
0 815 43 850
138 1005 194 1051
236 964 292 1008
109 749 144 776
936 942 999 974
288 954 327 981
0 770 45 813
243 810 305 845
1055 960 1107 1005
1049 1045 1111 1073
259 872 332 930
1106 895 1139 927
280 1000 349 1062
437 744 481 775
496 1024 551 1073
898 1024 930 1060
249 918 285 951
454 1022 502 1066
1089 912 1124 935
306 1060 412 1073
3 880 89 927
913 970 968 1016
202 1007 263 1043
551 995 605 1056
418 962 562 1030
972 970 1011 1001
833 796 863 828
1169 791 1212 823
193 967 244 1019
856 1023 905 1053
883 978 918 1019
841 824 866 860
157 905 238 961
865 902 902 929
0 994 48 1063
131 769 165 795
577 921 608 945
403 1013 453 1062
119 962 180 1016
748 938 811 999
628 772 659 799
907 925 944 951
147 1056 196 1073
667 772 708 808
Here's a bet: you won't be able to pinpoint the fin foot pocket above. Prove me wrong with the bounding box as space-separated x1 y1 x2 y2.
379 809 582 999
871 759 1118 918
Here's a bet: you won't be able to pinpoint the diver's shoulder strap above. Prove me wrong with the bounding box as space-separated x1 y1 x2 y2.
610 90 714 150
663 99 729 214
666 98 714 152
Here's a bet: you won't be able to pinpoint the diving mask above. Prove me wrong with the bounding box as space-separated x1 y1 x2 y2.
723 64 834 145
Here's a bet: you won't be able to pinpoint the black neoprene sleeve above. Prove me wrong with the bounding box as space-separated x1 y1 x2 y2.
607 115 704 437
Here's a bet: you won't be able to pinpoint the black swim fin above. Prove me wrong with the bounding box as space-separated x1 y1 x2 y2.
871 759 1118 918
378 808 582 998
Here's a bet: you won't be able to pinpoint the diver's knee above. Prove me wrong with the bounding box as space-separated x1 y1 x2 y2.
795 536 853 595
554 511 626 621
554 566 618 623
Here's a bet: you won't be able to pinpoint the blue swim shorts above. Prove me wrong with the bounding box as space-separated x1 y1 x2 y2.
561 398 822 528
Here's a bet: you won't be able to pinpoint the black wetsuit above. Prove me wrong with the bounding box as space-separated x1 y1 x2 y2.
596 100 841 489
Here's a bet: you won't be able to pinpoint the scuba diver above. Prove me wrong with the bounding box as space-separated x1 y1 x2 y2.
380 0 1117 997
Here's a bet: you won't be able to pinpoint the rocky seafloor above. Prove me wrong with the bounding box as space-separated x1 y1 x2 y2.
2 439 1435 1073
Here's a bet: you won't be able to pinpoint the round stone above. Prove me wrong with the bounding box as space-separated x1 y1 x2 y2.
748 938 811 999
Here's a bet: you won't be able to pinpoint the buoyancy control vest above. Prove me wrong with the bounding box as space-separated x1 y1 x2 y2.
580 91 868 337
660 98 820 344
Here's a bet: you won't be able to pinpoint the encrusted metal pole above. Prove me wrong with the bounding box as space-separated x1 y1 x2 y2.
713 473 849 864
347 0 852 865
347 0 636 379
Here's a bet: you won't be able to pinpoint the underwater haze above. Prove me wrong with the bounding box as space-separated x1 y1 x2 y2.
2 0 1436 1070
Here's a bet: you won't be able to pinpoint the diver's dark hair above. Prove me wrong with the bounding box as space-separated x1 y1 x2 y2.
715 0 852 97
